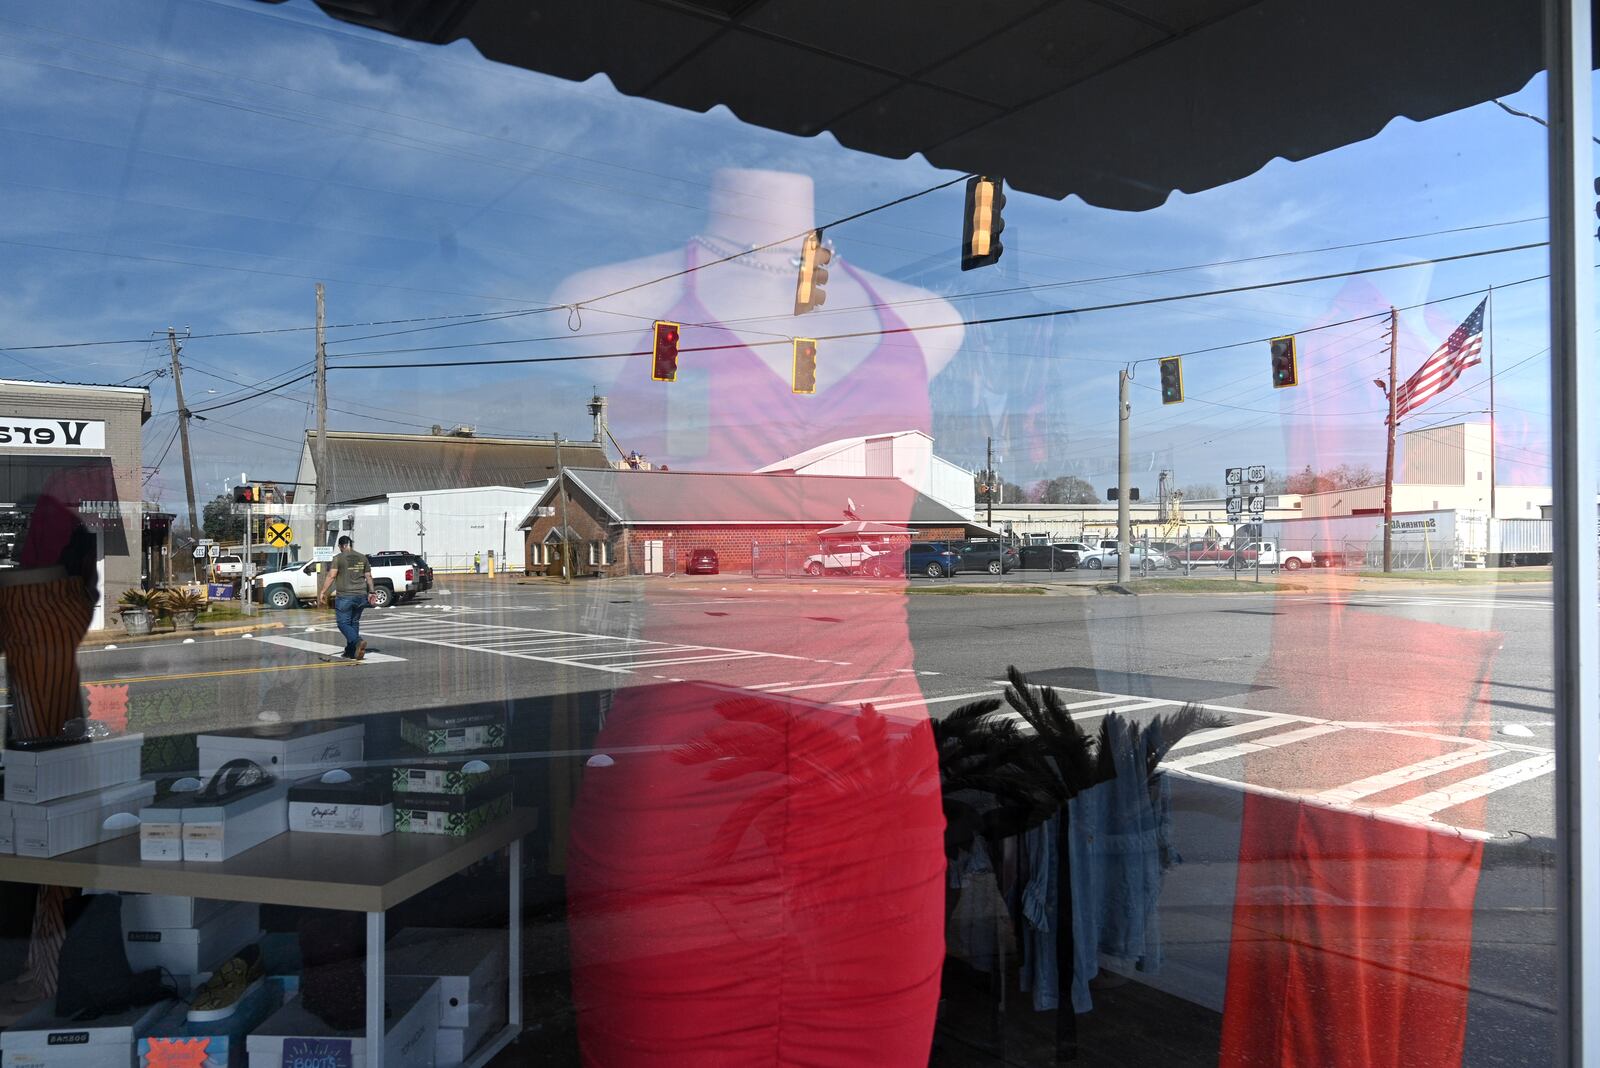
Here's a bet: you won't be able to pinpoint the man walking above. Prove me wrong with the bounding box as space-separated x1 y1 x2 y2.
318 535 375 661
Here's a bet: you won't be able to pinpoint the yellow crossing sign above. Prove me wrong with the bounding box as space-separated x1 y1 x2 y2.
264 521 294 548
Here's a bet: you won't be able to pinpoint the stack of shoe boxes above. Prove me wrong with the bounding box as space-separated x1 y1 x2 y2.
120 895 263 995
3 735 151 857
387 928 509 1068
196 721 364 781
392 712 511 836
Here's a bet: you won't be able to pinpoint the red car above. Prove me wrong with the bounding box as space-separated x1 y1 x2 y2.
686 548 719 575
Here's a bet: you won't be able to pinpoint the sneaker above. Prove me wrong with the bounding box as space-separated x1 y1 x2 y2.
187 945 263 1023
354 640 367 661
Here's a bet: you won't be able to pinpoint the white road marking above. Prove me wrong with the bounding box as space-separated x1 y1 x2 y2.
1378 752 1556 821
1167 715 1293 752
761 675 907 693
1161 724 1343 771
250 634 405 663
1315 745 1498 804
863 690 1006 712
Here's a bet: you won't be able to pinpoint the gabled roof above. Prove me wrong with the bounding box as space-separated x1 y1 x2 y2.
307 431 606 506
756 429 931 475
522 468 971 528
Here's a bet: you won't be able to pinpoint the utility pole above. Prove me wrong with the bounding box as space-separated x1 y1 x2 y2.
1383 306 1399 573
985 436 994 528
167 329 199 542
314 283 328 550
1117 368 1131 585
553 432 571 584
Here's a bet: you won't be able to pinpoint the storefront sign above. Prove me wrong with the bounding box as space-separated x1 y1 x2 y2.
0 417 106 450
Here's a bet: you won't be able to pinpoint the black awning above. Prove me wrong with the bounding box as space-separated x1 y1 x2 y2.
261 0 1564 210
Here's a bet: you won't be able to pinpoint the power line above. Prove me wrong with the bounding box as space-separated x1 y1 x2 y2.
333 242 1547 370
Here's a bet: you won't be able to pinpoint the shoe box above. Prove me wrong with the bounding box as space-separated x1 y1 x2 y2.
13 779 154 858
287 770 394 836
182 781 290 862
398 709 505 755
137 791 190 862
124 901 261 981
2 997 171 1068
3 734 143 804
121 893 233 931
0 796 13 855
197 722 364 781
386 928 509 1067
394 778 512 837
390 755 507 796
246 977 440 1068
138 978 285 1068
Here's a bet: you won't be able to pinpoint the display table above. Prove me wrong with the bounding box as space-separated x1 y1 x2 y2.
0 808 538 1068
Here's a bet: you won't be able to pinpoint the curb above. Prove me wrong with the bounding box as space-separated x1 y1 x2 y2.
83 621 286 648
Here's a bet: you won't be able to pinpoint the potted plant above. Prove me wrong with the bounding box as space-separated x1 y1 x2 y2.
165 587 206 631
117 588 155 636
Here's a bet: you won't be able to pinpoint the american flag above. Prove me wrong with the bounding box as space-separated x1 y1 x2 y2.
1391 298 1486 422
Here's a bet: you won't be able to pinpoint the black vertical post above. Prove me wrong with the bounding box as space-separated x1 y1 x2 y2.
1055 808 1077 1062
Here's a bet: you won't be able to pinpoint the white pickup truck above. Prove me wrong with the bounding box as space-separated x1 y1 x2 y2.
1226 540 1317 572
253 557 418 609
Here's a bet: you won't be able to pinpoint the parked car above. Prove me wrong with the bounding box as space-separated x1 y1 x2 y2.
367 551 434 597
902 542 962 578
1313 548 1366 568
1016 543 1081 571
685 548 720 574
1079 546 1174 571
951 540 1019 575
802 542 890 576
254 556 418 609
211 553 243 580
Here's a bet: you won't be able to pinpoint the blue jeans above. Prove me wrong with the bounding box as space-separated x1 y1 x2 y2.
333 594 367 656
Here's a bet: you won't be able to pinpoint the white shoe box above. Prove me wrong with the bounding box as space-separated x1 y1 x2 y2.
433 993 506 1068
247 978 440 1068
13 779 154 858
182 781 289 862
288 770 394 836
3 734 143 804
137 795 188 862
197 722 364 780
121 893 232 931
1 996 169 1068
124 901 260 978
386 928 508 1029
0 798 14 855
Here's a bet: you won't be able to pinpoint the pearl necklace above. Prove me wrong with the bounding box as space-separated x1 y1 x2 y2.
691 233 812 276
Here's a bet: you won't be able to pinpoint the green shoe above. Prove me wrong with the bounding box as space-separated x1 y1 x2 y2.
187 945 264 1023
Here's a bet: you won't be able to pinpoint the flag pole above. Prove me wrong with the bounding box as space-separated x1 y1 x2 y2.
1487 286 1498 521
1383 306 1398 573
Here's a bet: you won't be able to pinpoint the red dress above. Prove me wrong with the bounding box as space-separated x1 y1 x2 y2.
566 250 947 1066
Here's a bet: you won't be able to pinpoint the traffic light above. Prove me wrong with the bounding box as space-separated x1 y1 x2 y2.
231 484 260 504
792 338 818 394
961 175 1006 271
651 320 680 382
1158 356 1184 404
1270 335 1299 389
793 230 831 315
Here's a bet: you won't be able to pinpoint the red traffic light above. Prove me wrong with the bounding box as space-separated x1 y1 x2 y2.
231 484 258 504
651 320 680 382
792 338 818 394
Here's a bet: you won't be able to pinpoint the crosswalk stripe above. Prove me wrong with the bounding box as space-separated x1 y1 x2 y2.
1377 752 1555 820
760 675 906 693
1162 724 1342 771
251 634 405 663
1314 745 1497 804
1167 715 1291 752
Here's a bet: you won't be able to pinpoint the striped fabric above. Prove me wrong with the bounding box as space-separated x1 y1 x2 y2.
1391 299 1486 422
22 886 72 998
0 571 94 741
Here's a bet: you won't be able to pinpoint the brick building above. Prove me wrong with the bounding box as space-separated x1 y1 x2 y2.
519 468 988 578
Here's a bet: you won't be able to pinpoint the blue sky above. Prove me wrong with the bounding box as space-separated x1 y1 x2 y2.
0 0 1574 507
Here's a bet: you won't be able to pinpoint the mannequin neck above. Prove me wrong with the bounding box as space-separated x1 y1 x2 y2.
703 169 816 251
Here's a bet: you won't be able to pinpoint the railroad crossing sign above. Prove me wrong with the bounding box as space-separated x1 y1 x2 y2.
263 520 294 548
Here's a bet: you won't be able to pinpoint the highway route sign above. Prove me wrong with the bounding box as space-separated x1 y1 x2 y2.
192 546 206 559
1225 467 1243 485
1248 495 1266 517
1226 497 1243 517
264 521 294 548
1247 464 1267 483
208 544 221 558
